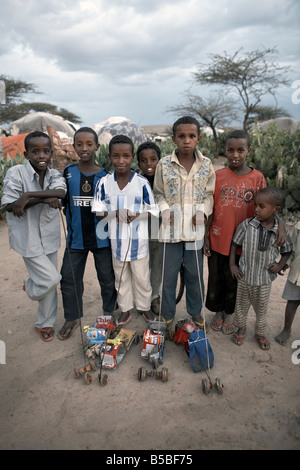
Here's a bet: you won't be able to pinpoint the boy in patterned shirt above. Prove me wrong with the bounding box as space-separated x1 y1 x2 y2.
153 116 215 335
229 187 293 350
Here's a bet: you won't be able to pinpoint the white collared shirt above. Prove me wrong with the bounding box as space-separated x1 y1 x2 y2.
1 162 66 257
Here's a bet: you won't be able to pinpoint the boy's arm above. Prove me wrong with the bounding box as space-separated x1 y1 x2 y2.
153 162 173 226
201 162 216 221
267 252 292 274
5 189 65 218
229 243 243 280
275 217 287 247
203 213 213 256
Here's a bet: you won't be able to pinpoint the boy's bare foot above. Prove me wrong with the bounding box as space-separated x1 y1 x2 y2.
116 311 131 328
275 327 291 346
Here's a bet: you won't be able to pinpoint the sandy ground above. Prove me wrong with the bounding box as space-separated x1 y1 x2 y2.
0 162 300 452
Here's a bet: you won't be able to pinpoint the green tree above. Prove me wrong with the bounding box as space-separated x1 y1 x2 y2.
0 75 81 126
193 47 291 130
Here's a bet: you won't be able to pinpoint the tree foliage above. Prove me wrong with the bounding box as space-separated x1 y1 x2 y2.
0 75 81 126
193 47 291 130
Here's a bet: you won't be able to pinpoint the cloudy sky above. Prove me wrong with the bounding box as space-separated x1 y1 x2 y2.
1 0 299 128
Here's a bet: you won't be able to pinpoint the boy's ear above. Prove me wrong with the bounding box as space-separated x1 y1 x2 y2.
24 151 29 161
274 205 281 215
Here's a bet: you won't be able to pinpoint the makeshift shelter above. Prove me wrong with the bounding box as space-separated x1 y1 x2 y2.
93 116 147 146
10 112 76 138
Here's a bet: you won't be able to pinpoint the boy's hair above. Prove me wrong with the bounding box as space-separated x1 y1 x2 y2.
74 127 98 145
24 131 51 151
172 116 200 136
136 141 161 162
108 134 134 154
226 129 251 148
256 186 285 208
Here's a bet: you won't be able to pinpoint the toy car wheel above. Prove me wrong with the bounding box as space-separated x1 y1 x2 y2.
202 378 211 395
214 378 223 395
84 372 93 385
138 367 147 382
134 334 140 345
99 374 108 386
161 367 169 382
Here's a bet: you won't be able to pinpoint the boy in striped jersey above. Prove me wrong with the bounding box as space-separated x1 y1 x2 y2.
92 135 159 328
229 187 293 350
58 128 117 340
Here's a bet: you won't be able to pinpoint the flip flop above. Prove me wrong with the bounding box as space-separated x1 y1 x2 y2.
58 320 79 340
232 331 246 346
116 312 132 328
35 327 55 342
211 316 224 331
256 336 270 350
221 321 235 335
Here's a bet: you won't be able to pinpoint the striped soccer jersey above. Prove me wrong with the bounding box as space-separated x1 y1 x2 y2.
63 164 109 250
92 170 159 261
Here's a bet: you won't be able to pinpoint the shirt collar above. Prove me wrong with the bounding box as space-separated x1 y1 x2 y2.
26 160 50 182
249 216 278 233
171 148 203 167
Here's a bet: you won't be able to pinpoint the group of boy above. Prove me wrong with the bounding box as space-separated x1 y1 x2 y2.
1 116 298 351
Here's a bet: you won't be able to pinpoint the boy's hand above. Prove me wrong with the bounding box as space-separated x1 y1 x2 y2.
127 210 139 224
203 235 211 257
192 210 206 230
43 198 61 209
230 264 243 280
12 194 30 217
161 209 173 227
267 262 284 274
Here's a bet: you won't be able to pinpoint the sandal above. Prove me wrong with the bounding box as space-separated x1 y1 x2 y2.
211 316 224 331
35 327 55 342
193 318 210 333
256 335 270 350
58 320 79 340
232 331 246 346
116 311 132 328
221 320 235 335
138 309 157 322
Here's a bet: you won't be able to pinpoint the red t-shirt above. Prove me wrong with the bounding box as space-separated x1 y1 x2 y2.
209 166 266 256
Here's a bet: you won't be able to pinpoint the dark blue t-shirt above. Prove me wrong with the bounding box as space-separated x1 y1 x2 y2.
63 164 109 250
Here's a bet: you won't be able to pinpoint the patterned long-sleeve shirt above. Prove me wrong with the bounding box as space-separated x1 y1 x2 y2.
153 149 215 243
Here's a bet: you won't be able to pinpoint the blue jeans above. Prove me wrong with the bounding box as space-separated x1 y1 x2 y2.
161 241 205 321
60 247 117 321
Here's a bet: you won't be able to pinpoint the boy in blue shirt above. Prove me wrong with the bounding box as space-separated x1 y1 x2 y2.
58 127 117 340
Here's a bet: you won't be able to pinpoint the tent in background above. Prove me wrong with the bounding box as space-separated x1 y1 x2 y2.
93 116 147 146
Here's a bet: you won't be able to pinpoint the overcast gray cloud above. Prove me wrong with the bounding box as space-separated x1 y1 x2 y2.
0 0 299 127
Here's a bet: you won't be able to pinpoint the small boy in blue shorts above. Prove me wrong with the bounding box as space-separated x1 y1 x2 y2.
92 135 159 327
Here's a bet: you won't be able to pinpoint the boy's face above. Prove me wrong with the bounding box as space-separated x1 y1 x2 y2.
226 138 250 169
138 148 159 177
24 136 53 174
254 193 280 223
74 131 99 162
109 143 134 175
172 123 200 156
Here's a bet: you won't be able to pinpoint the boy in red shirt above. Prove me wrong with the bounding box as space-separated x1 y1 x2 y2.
204 129 285 334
